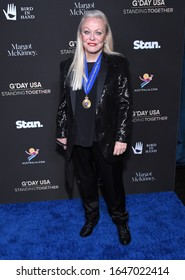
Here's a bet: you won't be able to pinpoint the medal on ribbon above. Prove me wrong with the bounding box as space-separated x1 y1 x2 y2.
82 96 91 109
82 53 102 109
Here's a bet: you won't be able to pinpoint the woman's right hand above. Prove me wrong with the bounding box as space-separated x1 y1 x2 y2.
56 138 67 150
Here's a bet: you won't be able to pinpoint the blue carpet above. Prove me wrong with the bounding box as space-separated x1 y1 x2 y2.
0 191 185 260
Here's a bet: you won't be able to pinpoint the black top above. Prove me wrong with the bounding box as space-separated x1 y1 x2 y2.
74 62 98 147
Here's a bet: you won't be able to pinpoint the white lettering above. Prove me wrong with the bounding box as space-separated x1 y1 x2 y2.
29 82 42 88
9 82 42 90
133 110 148 117
69 41 76 47
149 109 160 115
11 44 32 50
132 0 165 7
39 180 51 185
16 120 43 129
22 181 38 187
74 2 95 9
133 40 161 49
21 7 34 11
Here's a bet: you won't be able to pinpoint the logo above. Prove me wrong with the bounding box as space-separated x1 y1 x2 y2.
15 179 59 192
132 142 158 154
139 73 153 88
16 120 43 129
132 109 168 122
3 3 35 21
134 73 158 93
60 40 77 55
22 147 45 165
132 171 156 182
25 148 39 161
123 0 173 15
3 4 17 20
133 40 161 50
1 82 51 97
70 2 95 16
8 44 38 57
132 142 143 154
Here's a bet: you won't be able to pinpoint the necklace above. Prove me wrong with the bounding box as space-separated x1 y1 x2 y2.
82 53 102 109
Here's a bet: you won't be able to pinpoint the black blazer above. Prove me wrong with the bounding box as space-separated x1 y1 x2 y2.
57 52 131 163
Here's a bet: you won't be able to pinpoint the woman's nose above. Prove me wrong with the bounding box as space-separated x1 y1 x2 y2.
90 32 95 40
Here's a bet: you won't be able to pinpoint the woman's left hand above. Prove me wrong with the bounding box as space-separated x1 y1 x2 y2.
113 142 127 155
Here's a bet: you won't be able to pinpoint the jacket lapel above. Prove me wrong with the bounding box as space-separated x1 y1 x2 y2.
96 56 108 106
70 87 76 115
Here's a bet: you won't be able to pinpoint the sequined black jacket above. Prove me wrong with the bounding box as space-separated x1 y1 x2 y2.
56 52 131 163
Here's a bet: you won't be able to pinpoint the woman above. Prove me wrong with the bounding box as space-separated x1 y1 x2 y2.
56 10 131 245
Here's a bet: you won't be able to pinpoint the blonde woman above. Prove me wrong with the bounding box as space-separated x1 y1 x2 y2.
57 10 131 245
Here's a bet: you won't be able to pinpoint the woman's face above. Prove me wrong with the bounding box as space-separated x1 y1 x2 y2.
81 17 107 58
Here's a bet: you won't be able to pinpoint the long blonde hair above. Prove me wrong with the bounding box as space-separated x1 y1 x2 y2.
68 10 120 90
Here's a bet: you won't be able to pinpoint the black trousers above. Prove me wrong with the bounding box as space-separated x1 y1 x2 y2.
73 142 128 224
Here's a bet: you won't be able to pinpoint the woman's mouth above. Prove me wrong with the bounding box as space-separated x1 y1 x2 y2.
88 43 97 46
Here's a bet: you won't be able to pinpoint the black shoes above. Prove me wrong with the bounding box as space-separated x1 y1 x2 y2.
116 222 131 246
80 219 131 245
80 219 99 237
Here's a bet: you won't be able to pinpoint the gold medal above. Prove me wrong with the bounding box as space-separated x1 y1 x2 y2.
82 96 91 109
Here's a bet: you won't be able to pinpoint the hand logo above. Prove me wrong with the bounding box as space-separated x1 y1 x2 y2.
3 4 17 21
132 142 143 154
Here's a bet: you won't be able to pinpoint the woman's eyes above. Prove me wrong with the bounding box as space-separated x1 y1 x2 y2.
83 30 102 35
84 30 90 35
96 31 102 35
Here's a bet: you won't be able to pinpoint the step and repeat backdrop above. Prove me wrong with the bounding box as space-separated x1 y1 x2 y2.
0 0 184 203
